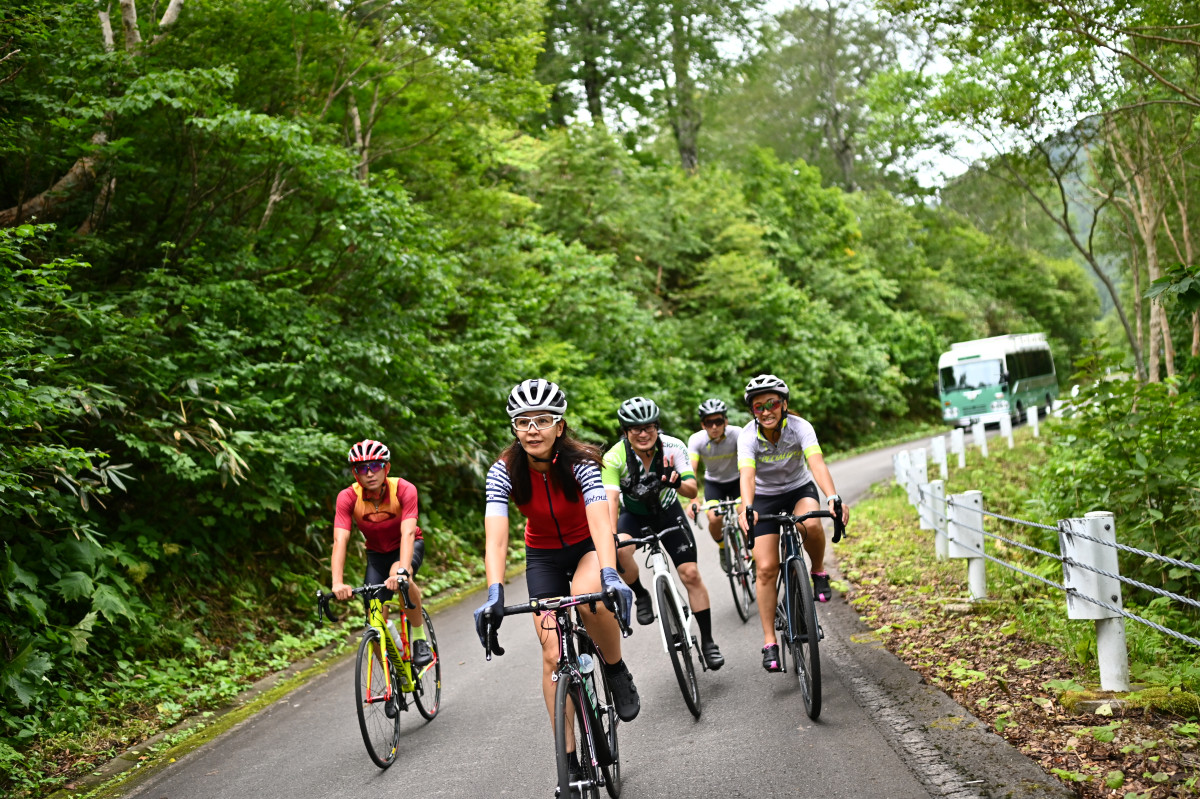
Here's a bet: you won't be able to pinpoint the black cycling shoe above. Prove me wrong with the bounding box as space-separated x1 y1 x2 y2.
384 692 399 718
607 668 641 721
566 754 585 799
701 640 725 671
411 638 434 669
635 593 655 626
762 643 783 673
811 572 832 603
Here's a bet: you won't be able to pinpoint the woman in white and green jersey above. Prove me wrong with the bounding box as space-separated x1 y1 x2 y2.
736 374 849 672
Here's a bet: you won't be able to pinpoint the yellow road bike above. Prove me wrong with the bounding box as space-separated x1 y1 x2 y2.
317 580 441 768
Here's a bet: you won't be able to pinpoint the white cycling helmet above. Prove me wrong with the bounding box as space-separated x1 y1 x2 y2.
617 396 660 428
743 374 789 405
507 378 568 418
348 439 391 463
697 398 727 417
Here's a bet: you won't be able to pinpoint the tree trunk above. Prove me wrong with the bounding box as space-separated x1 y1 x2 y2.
669 3 699 173
580 5 605 124
0 132 108 227
119 0 142 51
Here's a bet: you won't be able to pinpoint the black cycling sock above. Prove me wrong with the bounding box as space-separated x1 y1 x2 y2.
695 608 713 644
603 658 630 677
628 578 650 599
568 750 580 771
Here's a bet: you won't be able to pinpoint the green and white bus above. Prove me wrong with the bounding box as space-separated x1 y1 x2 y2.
938 333 1059 428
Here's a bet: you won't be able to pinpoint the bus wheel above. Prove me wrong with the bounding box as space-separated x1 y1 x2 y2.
1014 402 1023 425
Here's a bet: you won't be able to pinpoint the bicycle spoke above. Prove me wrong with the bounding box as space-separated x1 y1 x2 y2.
354 629 400 768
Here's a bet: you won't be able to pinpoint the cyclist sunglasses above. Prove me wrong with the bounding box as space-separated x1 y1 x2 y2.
353 461 388 475
512 414 562 432
751 398 785 415
701 416 725 428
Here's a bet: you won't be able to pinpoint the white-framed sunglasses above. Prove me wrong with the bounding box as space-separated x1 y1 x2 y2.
512 414 563 432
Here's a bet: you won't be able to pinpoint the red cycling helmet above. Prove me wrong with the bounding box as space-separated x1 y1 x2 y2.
347 439 391 463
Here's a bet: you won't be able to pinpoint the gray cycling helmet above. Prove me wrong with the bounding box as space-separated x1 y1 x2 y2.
507 378 568 418
617 396 660 428
697 398 727 418
743 374 789 405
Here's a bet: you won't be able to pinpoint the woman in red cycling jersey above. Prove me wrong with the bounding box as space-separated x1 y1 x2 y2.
474 380 641 774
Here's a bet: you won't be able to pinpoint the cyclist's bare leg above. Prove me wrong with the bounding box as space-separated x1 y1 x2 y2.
752 533 781 645
675 562 710 612
406 581 425 629
793 495 825 573
615 532 640 584
535 610 577 751
706 510 723 542
573 550 623 661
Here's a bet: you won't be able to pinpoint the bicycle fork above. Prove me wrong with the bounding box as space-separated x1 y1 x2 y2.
649 553 706 671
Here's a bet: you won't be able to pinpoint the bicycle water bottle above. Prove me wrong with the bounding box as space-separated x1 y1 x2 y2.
576 652 600 710
385 619 405 656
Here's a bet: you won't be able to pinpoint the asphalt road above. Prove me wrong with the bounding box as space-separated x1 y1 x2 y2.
120 436 1070 799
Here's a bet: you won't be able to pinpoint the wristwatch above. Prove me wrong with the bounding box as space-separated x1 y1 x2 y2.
395 568 409 578
827 494 841 505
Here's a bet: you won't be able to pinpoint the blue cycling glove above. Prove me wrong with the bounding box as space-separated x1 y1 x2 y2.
600 566 633 628
473 583 504 652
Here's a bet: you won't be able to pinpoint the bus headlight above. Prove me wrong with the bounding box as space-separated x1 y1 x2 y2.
943 406 959 419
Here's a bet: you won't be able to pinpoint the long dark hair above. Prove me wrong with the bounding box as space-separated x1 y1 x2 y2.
501 423 603 506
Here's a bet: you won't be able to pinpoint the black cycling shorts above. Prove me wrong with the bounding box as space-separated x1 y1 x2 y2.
617 502 697 568
365 539 425 601
751 482 819 539
703 477 740 503
525 537 597 600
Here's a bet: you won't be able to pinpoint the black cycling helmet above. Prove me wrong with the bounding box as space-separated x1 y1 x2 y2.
617 396 660 428
507 378 568 418
743 374 789 406
697 398 727 418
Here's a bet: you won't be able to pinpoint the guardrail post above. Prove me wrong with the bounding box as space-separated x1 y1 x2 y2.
999 413 1014 448
930 435 948 480
1059 512 1130 691
931 480 948 560
1027 406 1040 437
895 449 910 489
948 490 986 599
908 448 927 509
971 421 988 458
951 428 965 468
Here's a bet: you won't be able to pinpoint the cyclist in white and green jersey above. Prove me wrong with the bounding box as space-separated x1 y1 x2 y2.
736 374 849 672
602 396 725 670
685 398 741 572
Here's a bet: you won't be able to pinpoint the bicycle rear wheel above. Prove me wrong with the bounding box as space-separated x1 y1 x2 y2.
412 608 441 720
726 521 756 622
554 672 600 799
787 558 822 720
354 628 401 768
656 577 701 719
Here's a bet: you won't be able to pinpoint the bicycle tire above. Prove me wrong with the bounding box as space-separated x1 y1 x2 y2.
554 672 600 799
580 637 621 798
726 520 756 622
412 608 441 720
354 628 401 768
656 577 701 718
787 558 822 720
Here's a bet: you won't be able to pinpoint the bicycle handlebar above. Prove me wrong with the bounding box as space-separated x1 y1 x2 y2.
744 499 846 549
482 589 632 661
315 579 415 626
615 522 688 550
691 498 742 517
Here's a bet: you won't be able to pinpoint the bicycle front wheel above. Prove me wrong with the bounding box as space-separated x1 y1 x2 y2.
412 608 441 720
582 638 621 798
726 522 756 622
787 558 822 720
657 577 701 719
354 628 401 768
554 672 600 799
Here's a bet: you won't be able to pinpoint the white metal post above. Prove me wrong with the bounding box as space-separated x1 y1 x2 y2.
931 480 948 560
1059 512 1130 691
908 448 928 509
951 428 965 468
1027 406 1039 437
895 449 910 490
971 420 988 458
930 435 948 480
999 413 1014 448
948 490 986 600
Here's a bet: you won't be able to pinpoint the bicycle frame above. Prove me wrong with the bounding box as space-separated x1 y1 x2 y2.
621 526 697 657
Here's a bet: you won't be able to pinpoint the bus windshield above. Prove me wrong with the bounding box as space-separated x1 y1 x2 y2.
940 359 1003 392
